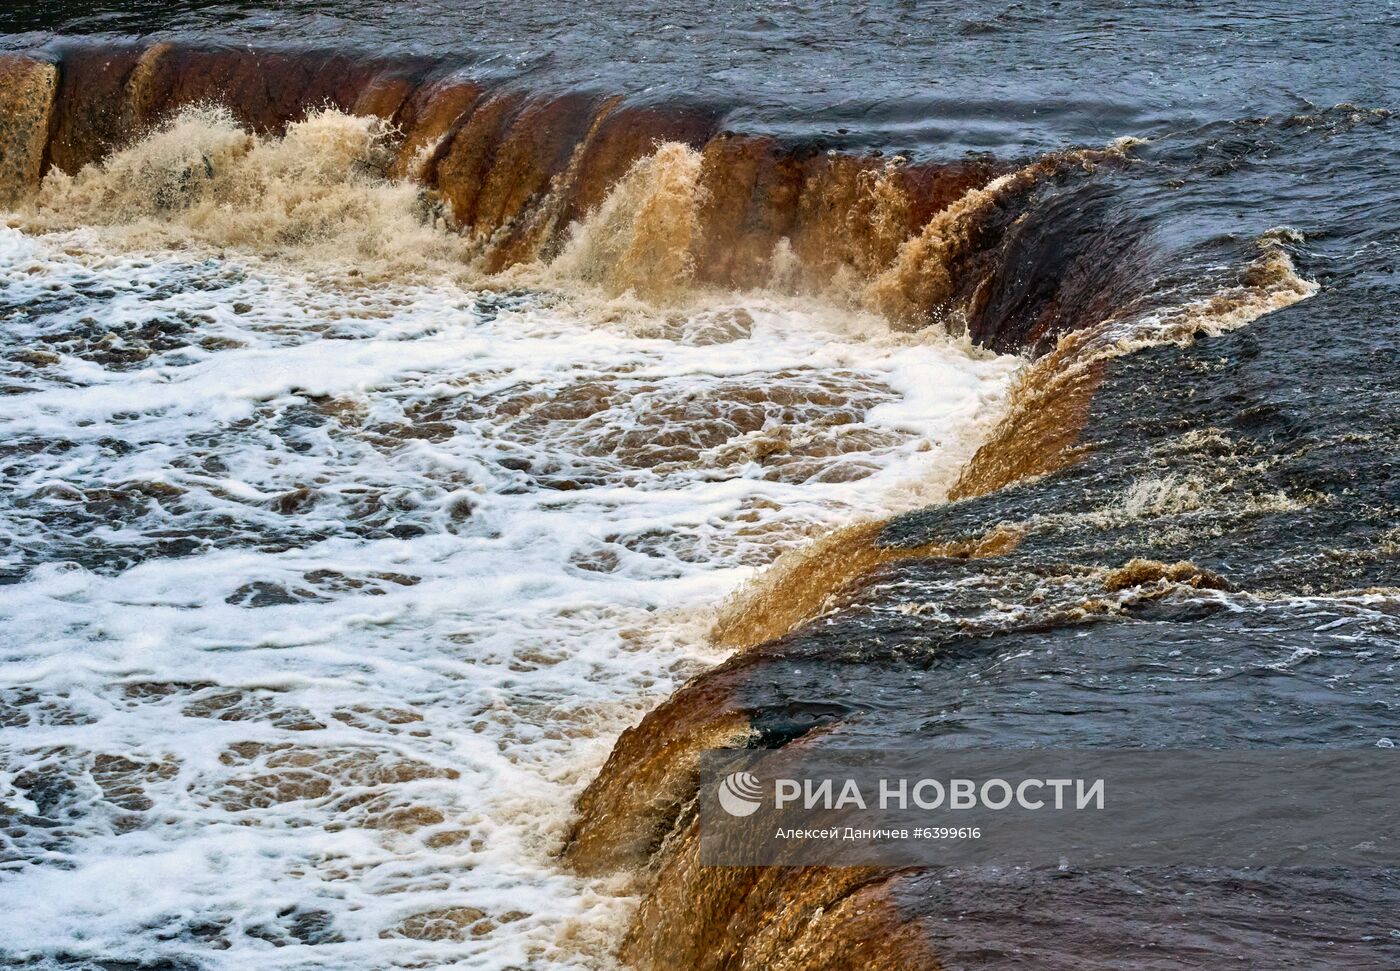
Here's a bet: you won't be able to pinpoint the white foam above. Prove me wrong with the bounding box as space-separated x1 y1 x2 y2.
0 225 1018 968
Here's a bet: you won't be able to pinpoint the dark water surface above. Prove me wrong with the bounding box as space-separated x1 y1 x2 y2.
2 2 1399 970
5 1 1399 155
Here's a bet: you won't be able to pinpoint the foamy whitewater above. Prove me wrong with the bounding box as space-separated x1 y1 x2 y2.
0 217 1016 968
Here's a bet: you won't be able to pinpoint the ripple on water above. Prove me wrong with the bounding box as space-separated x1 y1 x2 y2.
0 226 1017 969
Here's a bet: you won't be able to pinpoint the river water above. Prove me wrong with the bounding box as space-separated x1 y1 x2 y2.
1 3 1398 970
0 150 1012 967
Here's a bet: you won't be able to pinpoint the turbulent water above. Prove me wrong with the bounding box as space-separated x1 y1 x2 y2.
0 126 1013 968
1 3 1398 971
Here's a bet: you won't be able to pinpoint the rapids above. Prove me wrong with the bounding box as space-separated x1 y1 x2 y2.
0 117 1014 967
2 6 1398 970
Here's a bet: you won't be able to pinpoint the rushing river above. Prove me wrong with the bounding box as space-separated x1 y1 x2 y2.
0 206 1012 967
2 3 1398 970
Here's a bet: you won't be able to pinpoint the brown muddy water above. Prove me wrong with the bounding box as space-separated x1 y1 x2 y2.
1 4 1398 970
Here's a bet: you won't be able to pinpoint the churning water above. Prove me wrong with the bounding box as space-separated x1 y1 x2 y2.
0 154 1013 966
3 3 1398 969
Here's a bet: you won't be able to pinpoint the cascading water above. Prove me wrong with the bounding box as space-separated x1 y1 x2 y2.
2 10 1398 970
0 108 1016 969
